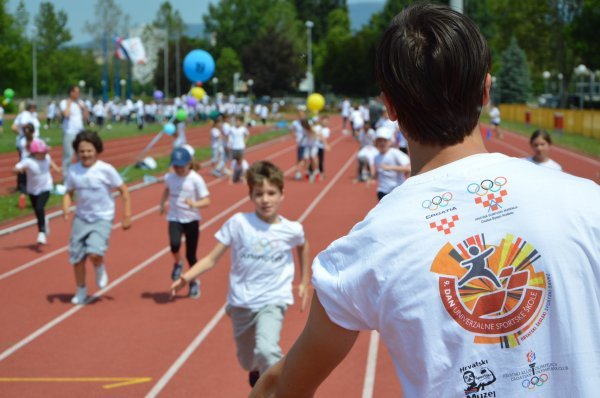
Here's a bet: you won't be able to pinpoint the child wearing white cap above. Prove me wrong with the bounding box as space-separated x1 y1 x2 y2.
373 126 411 200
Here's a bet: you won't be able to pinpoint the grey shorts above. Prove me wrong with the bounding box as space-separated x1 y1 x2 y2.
226 303 287 373
69 217 113 264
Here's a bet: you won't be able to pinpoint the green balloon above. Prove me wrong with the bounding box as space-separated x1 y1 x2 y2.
3 88 15 99
176 109 187 121
209 110 221 120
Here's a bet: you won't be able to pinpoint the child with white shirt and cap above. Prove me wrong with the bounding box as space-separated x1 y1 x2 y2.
373 126 411 200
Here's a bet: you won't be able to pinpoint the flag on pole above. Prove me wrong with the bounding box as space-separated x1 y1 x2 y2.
115 37 147 64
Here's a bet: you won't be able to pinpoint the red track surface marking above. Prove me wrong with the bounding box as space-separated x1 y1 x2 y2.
1 116 597 397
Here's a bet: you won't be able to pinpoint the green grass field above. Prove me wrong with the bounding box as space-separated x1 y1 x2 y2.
480 115 600 158
0 129 288 225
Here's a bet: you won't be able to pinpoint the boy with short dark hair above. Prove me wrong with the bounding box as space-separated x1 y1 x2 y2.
171 160 310 388
251 3 600 397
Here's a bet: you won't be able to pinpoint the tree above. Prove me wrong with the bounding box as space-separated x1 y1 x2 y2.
242 27 303 96
0 0 29 100
153 1 186 96
34 2 71 53
216 47 243 94
498 37 532 103
84 0 130 44
292 0 347 43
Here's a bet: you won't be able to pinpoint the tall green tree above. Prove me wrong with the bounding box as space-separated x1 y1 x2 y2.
0 0 29 101
498 37 532 103
216 47 243 94
84 0 130 44
153 1 185 96
34 2 71 53
242 27 303 96
292 0 347 42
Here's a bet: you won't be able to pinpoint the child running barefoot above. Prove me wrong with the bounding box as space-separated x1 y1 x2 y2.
160 147 210 298
525 129 562 171
14 139 61 244
63 130 132 305
171 160 310 388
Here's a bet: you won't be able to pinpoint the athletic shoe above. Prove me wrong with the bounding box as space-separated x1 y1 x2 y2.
294 171 302 181
95 264 108 289
188 280 201 299
249 371 260 387
71 286 88 305
37 232 47 245
171 263 183 281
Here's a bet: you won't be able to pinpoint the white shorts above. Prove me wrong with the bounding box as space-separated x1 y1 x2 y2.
357 146 378 164
302 146 318 159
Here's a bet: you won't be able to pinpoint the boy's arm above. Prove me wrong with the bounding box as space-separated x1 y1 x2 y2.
185 196 211 209
159 188 169 214
380 164 410 172
50 160 62 174
249 294 359 398
296 241 311 311
117 184 132 230
62 190 74 221
171 242 228 295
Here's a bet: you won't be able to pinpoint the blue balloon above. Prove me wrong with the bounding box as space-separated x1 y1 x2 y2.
183 49 215 83
163 122 176 135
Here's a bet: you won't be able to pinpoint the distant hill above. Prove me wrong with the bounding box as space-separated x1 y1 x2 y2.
349 1 385 32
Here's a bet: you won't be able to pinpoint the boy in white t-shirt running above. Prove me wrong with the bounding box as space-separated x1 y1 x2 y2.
171 160 310 388
251 3 600 397
14 139 61 244
63 131 132 305
160 147 211 298
373 126 411 200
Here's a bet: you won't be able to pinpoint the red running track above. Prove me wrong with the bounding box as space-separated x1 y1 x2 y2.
0 118 597 397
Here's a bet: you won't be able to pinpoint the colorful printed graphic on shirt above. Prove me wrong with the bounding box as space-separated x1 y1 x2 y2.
430 215 459 235
467 177 507 212
422 192 459 234
430 233 551 348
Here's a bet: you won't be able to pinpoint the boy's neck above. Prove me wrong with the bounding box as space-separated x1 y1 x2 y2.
407 124 488 176
255 211 280 224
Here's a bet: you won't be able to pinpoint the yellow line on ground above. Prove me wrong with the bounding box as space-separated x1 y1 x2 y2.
0 377 152 389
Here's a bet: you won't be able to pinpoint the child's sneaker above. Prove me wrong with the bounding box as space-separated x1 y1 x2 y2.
188 280 201 299
294 171 302 181
37 232 47 245
171 263 183 281
71 286 88 305
95 264 108 288
249 370 260 387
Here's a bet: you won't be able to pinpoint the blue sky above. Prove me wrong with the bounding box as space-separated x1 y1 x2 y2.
8 0 383 44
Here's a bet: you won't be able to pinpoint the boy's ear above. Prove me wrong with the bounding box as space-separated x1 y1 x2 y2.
381 92 398 121
482 73 491 106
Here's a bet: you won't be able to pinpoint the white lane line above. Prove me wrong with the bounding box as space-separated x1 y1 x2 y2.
362 331 380 398
489 137 529 157
145 148 357 398
0 142 299 281
0 195 251 362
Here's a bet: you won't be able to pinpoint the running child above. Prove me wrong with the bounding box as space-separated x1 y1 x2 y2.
373 127 410 200
316 115 331 178
171 160 310 388
14 138 61 244
229 115 250 171
159 147 210 298
230 151 249 184
356 121 378 182
525 129 562 171
210 117 226 177
63 130 132 305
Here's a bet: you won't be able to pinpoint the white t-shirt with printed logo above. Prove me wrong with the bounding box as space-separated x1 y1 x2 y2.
374 147 410 194
312 153 599 397
164 170 209 223
15 155 54 195
59 99 85 136
215 212 305 310
65 160 123 222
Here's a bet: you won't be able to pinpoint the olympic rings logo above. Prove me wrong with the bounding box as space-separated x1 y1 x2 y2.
422 192 453 211
521 373 548 389
251 237 279 255
467 177 507 196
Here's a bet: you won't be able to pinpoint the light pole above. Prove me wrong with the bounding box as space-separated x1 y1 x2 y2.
557 73 563 103
305 20 314 94
247 79 254 102
212 77 219 96
120 79 126 100
32 27 37 102
542 71 551 95
491 75 497 104
575 64 588 110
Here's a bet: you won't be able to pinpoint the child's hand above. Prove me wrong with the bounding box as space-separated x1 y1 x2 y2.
298 283 310 312
62 210 69 222
170 277 187 297
380 164 392 171
159 203 165 214
185 198 195 208
122 215 132 230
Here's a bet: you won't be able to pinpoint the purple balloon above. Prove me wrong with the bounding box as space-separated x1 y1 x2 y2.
186 97 198 107
153 90 164 100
